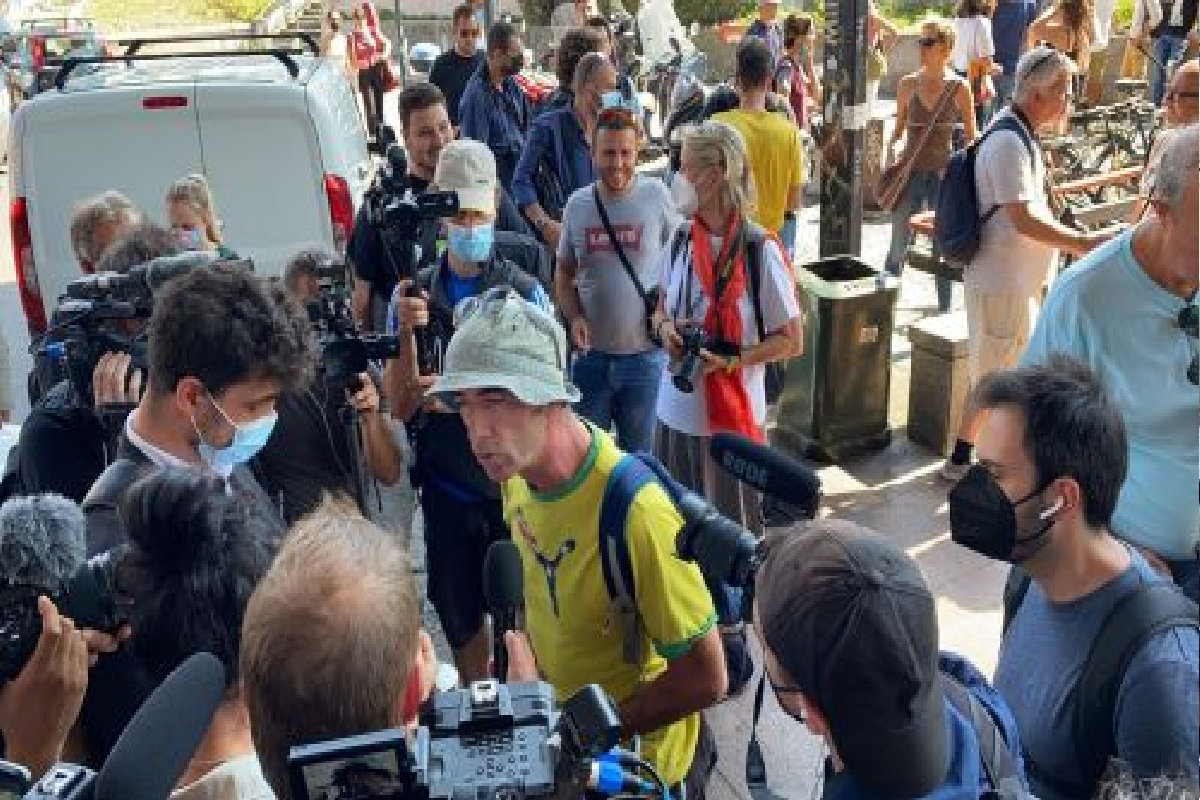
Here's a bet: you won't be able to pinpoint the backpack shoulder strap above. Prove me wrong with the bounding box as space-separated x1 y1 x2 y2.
942 673 1024 797
743 227 768 343
599 454 657 665
1073 582 1199 786
1001 566 1033 634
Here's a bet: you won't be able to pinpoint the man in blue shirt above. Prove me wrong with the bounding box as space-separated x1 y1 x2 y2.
744 0 784 69
513 51 614 249
1020 125 1199 600
383 139 549 685
990 0 1038 106
952 356 1199 799
459 21 531 197
756 519 1030 800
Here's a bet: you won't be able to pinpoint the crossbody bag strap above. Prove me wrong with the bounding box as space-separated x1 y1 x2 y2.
593 185 651 307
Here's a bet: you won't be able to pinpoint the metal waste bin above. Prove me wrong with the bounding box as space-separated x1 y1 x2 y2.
773 256 898 463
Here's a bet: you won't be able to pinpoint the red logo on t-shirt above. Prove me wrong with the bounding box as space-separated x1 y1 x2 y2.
585 224 643 257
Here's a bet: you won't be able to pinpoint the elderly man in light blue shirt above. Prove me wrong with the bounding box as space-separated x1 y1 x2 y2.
1021 124 1200 601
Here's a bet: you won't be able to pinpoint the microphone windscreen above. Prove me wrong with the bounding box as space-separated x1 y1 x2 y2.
0 494 87 592
483 540 524 614
95 652 227 800
709 433 822 513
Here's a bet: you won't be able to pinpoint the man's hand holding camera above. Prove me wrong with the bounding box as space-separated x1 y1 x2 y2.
0 597 127 779
91 352 143 407
390 280 442 415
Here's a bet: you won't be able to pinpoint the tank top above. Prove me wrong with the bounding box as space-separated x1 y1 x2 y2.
905 81 961 172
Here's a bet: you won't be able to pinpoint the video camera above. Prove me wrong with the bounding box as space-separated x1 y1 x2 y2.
31 253 240 407
363 144 459 374
0 545 135 684
304 257 403 391
289 680 669 800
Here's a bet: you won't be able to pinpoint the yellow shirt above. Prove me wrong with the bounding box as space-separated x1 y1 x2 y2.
501 426 717 786
712 108 804 234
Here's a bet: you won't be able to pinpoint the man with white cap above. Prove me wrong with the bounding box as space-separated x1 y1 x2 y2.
383 138 550 685
428 288 727 798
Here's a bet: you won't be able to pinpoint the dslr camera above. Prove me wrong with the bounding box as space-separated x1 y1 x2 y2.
0 546 135 684
289 680 668 800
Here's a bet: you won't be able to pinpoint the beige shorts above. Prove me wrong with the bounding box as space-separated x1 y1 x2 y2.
965 285 1040 385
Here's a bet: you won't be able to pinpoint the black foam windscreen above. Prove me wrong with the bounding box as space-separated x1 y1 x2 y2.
483 539 524 614
95 651 227 800
709 432 822 517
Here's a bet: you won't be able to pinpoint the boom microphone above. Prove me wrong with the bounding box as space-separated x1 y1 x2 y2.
483 540 524 682
709 433 822 519
0 494 88 593
95 652 227 800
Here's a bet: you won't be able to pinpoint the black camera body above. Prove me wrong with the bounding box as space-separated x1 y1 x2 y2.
305 258 402 392
0 547 134 684
670 323 707 394
289 681 622 800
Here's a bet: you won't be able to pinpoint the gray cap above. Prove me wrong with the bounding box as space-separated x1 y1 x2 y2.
429 288 581 407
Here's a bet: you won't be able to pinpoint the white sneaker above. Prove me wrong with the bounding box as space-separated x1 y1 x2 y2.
940 458 971 482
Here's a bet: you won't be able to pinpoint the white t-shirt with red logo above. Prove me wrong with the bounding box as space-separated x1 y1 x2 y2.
558 176 681 354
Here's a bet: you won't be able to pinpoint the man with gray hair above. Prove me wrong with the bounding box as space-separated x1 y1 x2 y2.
942 45 1113 481
1020 124 1200 602
68 191 140 273
513 50 615 249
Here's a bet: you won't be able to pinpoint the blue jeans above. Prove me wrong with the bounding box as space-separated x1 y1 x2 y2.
885 169 953 312
1150 34 1189 105
571 349 666 454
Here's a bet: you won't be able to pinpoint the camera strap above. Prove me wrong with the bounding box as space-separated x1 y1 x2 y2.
593 185 654 318
682 218 744 337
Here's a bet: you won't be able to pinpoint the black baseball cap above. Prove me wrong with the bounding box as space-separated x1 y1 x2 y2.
756 519 949 798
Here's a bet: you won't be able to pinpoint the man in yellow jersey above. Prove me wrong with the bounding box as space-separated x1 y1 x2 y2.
429 288 727 798
713 36 804 259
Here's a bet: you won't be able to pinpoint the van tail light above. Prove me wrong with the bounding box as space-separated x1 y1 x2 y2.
30 37 45 71
324 174 354 255
11 197 47 335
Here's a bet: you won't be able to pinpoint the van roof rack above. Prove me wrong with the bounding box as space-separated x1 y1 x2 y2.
54 34 319 90
116 32 319 57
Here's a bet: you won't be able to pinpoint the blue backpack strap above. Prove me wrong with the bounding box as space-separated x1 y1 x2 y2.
599 454 659 664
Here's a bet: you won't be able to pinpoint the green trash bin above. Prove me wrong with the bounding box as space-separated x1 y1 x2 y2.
773 256 898 463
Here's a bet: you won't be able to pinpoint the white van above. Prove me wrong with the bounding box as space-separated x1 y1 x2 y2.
8 35 372 336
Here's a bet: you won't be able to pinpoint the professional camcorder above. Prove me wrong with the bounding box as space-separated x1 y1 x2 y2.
31 253 240 407
0 545 135 684
305 257 402 391
288 680 669 800
363 144 459 374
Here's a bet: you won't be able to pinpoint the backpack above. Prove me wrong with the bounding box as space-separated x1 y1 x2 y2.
934 111 1036 265
1001 566 1200 796
597 452 756 695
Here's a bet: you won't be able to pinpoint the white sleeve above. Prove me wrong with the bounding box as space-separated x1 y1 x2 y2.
758 238 801 336
981 18 995 58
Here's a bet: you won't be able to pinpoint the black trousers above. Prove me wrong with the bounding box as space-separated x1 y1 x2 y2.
358 62 386 136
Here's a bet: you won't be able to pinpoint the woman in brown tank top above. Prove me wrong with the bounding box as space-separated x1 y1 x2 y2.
883 17 978 313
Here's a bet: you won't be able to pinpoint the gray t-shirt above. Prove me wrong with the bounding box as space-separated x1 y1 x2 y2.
994 548 1200 798
559 176 680 354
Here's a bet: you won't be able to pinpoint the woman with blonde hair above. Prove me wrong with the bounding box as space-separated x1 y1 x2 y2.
1028 0 1098 82
654 121 802 534
882 17 976 313
165 174 236 259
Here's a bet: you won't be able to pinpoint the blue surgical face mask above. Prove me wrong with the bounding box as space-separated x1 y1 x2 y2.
177 227 204 251
192 390 277 476
447 222 494 263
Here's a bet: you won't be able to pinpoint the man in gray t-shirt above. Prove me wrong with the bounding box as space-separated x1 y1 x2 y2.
555 116 679 452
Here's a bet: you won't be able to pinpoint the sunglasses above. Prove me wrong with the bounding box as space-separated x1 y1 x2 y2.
918 36 943 48
1166 90 1200 102
1179 302 1198 385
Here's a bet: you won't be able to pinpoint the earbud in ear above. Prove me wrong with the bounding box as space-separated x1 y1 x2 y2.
1038 496 1065 521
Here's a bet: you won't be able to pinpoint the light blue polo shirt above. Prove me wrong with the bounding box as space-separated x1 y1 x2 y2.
1022 228 1200 560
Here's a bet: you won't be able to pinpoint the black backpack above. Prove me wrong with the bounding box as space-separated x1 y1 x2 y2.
934 111 1036 265
1002 566 1199 796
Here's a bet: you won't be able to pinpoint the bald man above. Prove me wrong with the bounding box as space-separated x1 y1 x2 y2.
1133 59 1198 221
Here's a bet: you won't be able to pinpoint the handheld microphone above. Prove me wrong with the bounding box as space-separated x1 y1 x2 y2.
709 433 822 519
483 540 524 682
95 652 227 800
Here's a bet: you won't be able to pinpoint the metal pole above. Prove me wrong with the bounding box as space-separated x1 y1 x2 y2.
817 0 868 256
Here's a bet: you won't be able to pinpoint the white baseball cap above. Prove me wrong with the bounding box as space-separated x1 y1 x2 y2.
433 139 498 215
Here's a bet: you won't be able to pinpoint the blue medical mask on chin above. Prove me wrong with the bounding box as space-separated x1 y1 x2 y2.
177 227 204 251
448 222 494 263
192 390 278 476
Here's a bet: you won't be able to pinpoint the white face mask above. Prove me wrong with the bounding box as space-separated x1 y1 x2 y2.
671 174 699 216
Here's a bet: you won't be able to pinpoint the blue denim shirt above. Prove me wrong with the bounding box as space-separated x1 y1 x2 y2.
459 68 531 192
511 106 596 211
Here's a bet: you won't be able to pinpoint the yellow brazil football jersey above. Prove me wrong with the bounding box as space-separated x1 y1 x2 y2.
500 425 717 786
712 108 804 234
